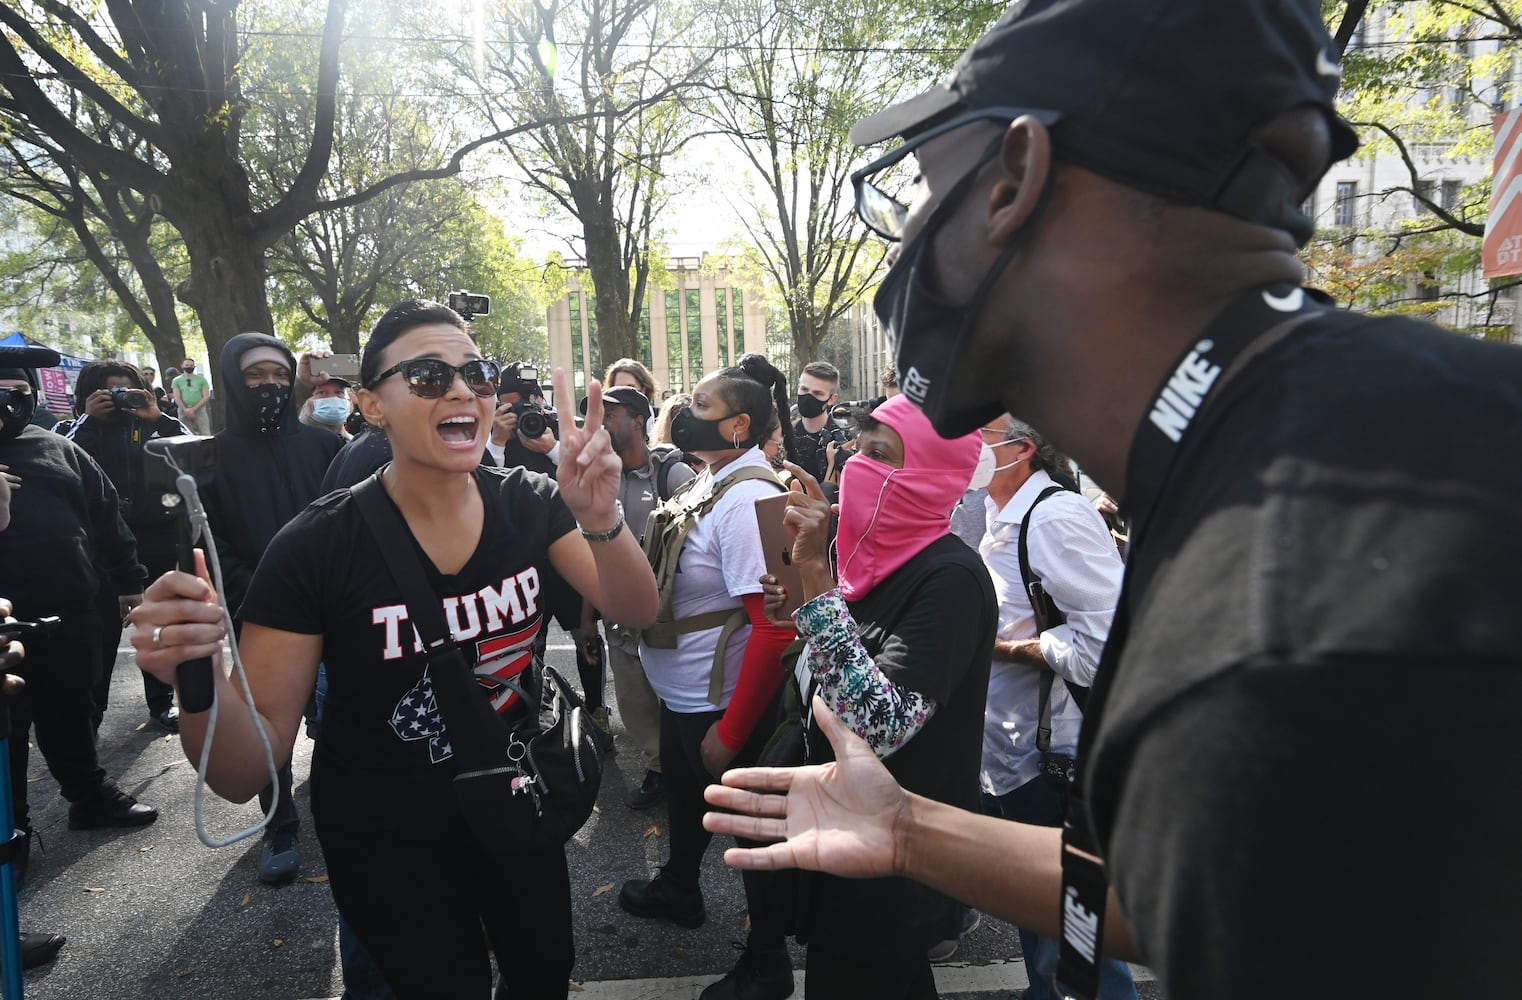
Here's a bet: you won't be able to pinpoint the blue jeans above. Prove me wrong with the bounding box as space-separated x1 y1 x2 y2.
981 779 1138 1000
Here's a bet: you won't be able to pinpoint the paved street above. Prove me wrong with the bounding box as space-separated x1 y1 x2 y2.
8 629 1161 999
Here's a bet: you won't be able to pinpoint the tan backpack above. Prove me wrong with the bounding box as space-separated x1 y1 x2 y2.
639 464 785 706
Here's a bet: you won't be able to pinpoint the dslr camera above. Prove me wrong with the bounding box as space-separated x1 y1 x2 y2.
510 400 558 440
109 386 151 411
447 289 491 321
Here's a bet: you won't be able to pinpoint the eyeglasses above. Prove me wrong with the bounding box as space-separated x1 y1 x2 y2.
366 358 501 398
850 106 1062 241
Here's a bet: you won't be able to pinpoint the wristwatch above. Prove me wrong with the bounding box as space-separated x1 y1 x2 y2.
579 500 625 542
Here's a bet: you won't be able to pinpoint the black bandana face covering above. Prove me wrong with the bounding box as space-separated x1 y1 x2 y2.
251 383 291 435
874 148 1049 440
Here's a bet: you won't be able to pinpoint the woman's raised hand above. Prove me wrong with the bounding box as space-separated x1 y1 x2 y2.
552 367 623 532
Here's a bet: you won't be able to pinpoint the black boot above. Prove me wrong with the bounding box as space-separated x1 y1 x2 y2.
619 867 705 928
20 931 65 968
699 941 794 1000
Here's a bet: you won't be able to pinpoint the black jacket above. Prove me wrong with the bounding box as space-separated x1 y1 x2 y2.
66 410 187 530
204 333 342 612
0 425 145 616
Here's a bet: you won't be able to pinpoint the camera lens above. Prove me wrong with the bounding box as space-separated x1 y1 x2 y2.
518 409 548 438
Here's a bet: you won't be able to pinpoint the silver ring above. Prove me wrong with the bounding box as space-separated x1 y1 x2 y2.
151 626 167 649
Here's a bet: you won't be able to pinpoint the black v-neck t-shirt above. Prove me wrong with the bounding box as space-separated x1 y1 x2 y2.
240 466 577 795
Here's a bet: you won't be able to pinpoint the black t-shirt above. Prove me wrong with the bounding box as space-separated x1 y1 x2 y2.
239 466 577 830
1085 311 1522 998
804 533 996 953
790 418 847 483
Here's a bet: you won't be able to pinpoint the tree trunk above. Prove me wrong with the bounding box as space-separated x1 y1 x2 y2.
581 209 639 368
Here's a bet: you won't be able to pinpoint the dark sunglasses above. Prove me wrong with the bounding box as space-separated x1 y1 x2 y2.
366 358 500 398
850 106 1062 241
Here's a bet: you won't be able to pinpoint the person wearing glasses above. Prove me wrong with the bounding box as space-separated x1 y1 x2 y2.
131 299 658 999
200 333 344 886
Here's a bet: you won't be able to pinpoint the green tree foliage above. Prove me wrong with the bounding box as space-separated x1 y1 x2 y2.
1314 0 1519 331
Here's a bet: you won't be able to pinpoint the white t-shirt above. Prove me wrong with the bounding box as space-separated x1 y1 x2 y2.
641 448 777 713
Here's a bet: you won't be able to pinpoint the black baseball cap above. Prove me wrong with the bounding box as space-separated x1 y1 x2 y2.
851 0 1359 242
0 345 61 390
580 385 651 421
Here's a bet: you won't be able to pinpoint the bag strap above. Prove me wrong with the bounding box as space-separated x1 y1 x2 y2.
1017 485 1084 737
350 473 525 769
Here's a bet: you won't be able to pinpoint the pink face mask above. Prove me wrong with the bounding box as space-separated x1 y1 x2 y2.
834 454 953 599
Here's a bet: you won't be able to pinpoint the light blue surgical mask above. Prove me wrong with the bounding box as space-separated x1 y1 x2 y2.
311 397 350 425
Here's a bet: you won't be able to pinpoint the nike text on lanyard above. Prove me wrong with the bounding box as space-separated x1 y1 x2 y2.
1055 284 1325 999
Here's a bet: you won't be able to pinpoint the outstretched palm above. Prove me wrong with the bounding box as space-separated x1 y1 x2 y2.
706 697 909 880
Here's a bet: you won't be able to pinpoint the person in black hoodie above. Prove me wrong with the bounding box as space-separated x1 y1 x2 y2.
67 360 186 733
203 333 341 885
0 345 158 971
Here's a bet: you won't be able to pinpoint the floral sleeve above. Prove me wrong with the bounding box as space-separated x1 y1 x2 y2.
793 588 936 759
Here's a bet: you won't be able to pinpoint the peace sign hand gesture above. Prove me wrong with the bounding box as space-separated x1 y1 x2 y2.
552 368 623 533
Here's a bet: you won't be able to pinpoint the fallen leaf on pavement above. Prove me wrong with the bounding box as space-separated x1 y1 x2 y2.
569 983 584 993
643 823 661 838
591 883 614 898
86 887 105 893
273 939 284 948
240 894 251 907
592 805 601 815
135 722 147 731
304 875 330 884
138 846 153 853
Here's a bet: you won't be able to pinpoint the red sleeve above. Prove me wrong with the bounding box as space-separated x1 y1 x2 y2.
714 593 796 751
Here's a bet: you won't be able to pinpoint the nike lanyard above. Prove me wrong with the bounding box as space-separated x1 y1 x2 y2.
1055 284 1328 999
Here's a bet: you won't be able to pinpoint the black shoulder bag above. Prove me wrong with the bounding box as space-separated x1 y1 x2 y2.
1018 485 1085 787
351 473 602 853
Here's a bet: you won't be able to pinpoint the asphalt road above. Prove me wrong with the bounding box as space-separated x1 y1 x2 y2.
8 629 1163 999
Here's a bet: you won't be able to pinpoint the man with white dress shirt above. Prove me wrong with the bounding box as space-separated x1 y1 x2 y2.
976 414 1136 1000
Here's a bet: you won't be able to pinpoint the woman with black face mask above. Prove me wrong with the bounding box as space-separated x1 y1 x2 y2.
619 354 803 1000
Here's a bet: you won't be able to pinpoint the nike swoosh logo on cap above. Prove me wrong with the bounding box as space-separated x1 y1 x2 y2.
1316 48 1341 80
1262 288 1306 313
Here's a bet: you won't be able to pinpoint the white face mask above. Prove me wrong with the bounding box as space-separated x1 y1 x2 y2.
967 438 1025 491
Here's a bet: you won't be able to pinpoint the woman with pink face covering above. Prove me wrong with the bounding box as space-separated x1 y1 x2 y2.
759 394 997 999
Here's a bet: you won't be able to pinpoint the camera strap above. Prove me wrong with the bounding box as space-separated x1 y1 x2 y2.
1056 285 1328 999
351 472 520 774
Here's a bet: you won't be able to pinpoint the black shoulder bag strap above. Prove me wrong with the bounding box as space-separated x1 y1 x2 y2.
1055 286 1329 999
350 473 524 772
1017 485 1081 742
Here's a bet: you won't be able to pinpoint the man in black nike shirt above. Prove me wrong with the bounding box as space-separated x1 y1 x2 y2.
704 3 1522 1000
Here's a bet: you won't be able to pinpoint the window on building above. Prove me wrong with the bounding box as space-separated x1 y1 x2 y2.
1417 271 1441 301
1441 179 1462 214
637 300 652 365
584 293 602 377
685 289 703 388
715 288 730 368
569 292 584 385
1301 191 1316 226
666 290 683 392
1414 179 1435 216
1334 181 1358 227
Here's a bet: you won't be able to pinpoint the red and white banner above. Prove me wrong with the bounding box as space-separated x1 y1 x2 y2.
1484 108 1522 278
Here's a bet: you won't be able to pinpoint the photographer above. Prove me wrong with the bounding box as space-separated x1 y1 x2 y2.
0 346 159 854
486 362 559 476
67 360 186 732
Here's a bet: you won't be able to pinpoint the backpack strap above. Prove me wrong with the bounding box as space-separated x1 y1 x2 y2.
648 443 687 501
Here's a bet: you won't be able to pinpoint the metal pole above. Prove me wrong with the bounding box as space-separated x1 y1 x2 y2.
0 698 25 999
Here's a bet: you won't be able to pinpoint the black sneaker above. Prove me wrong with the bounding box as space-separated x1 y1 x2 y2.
20 931 65 969
619 868 705 928
699 942 794 1000
67 784 158 830
627 769 666 810
150 706 180 734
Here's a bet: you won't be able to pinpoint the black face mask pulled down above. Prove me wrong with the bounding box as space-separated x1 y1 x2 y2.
671 407 742 453
0 387 35 441
795 393 828 420
874 161 1051 440
251 383 292 436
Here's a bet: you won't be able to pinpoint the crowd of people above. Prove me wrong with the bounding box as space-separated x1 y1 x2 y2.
1 2 1519 999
